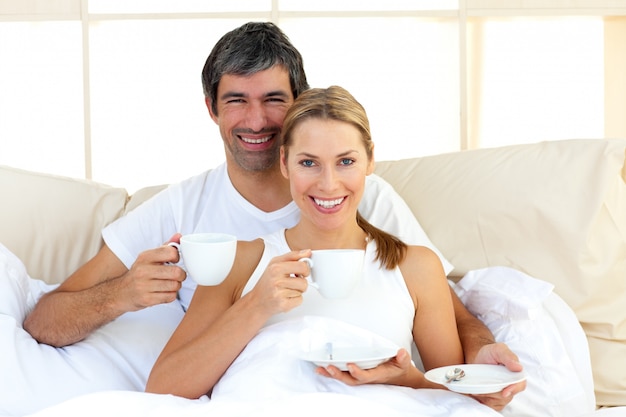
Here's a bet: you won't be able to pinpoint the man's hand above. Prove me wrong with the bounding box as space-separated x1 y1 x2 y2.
469 342 527 411
118 237 186 312
24 234 186 347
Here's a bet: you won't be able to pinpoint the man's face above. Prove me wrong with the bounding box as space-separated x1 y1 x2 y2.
208 66 294 172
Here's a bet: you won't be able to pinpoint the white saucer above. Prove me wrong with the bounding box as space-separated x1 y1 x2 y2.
424 364 526 394
298 346 397 371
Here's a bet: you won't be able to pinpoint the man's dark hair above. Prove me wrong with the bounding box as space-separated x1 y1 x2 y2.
202 22 309 115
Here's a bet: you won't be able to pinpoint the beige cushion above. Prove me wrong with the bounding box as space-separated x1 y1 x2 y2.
124 184 167 214
0 165 128 285
375 138 626 406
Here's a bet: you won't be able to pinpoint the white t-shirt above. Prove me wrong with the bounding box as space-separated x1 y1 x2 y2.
102 163 452 309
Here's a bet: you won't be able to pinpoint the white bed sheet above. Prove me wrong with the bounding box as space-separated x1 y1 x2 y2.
0 244 601 416
0 244 185 416
24 317 503 417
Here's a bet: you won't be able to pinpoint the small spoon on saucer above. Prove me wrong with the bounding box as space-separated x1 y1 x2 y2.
445 367 466 383
326 342 333 360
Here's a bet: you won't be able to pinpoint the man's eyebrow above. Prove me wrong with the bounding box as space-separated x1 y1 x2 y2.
219 91 245 101
265 90 290 98
219 90 290 101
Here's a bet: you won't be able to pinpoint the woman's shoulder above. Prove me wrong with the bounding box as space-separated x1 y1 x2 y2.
398 245 449 307
235 238 265 267
221 239 264 295
405 244 439 259
399 245 446 281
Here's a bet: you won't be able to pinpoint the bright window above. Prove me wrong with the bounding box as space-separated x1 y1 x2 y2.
1 2 623 193
0 21 84 179
468 17 604 148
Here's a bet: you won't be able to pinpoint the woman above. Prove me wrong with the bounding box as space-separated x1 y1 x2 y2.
146 86 463 399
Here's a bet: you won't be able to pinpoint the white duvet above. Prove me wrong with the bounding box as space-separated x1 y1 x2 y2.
0 243 607 417
24 316 506 417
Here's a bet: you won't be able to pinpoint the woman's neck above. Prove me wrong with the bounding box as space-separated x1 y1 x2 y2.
284 221 368 252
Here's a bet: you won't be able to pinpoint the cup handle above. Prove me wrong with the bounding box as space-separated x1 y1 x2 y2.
298 257 313 268
297 257 318 290
165 242 181 266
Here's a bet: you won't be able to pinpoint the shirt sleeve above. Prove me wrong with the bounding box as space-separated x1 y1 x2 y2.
102 186 178 269
360 174 454 275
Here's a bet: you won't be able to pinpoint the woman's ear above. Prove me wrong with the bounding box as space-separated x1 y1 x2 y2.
366 144 375 175
280 147 289 179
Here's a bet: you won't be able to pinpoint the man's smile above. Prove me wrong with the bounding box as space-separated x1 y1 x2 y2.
239 134 273 144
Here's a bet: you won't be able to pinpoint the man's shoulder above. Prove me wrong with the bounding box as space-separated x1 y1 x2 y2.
364 173 395 195
169 164 226 192
360 173 408 216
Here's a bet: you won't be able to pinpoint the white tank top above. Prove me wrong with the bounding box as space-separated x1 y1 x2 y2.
242 230 415 353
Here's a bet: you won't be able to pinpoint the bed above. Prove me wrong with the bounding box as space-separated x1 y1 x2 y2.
1 138 625 416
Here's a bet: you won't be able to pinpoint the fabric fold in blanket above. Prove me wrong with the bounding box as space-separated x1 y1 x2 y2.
454 266 596 417
0 243 598 417
23 316 501 417
0 244 185 416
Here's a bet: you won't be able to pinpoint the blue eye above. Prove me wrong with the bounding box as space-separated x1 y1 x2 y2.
340 158 354 166
301 160 315 167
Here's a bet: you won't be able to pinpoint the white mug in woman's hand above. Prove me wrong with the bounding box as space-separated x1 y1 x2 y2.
299 249 365 299
169 233 237 286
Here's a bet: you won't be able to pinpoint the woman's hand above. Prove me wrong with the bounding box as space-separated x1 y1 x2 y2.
315 348 417 387
248 249 312 316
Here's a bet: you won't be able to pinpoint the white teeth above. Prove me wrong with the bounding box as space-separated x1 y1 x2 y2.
241 135 271 144
314 197 344 209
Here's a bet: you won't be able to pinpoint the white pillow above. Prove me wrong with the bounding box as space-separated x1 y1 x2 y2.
454 267 596 417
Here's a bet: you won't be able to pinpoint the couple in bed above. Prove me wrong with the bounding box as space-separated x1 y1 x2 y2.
145 83 522 408
22 22 524 413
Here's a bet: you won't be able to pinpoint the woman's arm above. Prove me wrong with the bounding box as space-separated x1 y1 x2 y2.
404 246 464 371
145 243 312 398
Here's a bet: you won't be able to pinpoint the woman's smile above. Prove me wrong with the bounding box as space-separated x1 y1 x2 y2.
312 196 346 210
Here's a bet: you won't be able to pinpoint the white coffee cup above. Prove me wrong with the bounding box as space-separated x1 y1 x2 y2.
299 249 365 299
169 233 237 286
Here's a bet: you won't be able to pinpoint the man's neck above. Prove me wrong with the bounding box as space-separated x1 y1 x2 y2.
226 163 292 213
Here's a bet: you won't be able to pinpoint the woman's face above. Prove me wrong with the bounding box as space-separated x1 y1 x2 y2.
280 118 374 231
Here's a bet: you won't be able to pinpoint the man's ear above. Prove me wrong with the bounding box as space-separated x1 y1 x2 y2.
206 97 219 124
280 147 289 179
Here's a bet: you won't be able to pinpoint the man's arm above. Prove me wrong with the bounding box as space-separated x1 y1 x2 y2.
23 242 185 347
450 289 496 363
451 288 526 410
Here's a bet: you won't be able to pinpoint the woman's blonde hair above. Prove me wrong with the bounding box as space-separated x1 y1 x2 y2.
281 86 407 269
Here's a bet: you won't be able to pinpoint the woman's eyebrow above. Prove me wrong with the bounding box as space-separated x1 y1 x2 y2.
295 150 359 158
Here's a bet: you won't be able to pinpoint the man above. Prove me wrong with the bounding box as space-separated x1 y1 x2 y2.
24 22 523 410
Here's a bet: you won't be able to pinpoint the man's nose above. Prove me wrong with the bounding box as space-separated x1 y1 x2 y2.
245 102 267 131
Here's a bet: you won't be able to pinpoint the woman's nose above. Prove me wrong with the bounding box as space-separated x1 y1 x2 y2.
318 167 339 191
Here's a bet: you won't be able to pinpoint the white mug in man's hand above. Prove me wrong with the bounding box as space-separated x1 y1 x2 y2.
299 249 365 299
169 233 237 286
